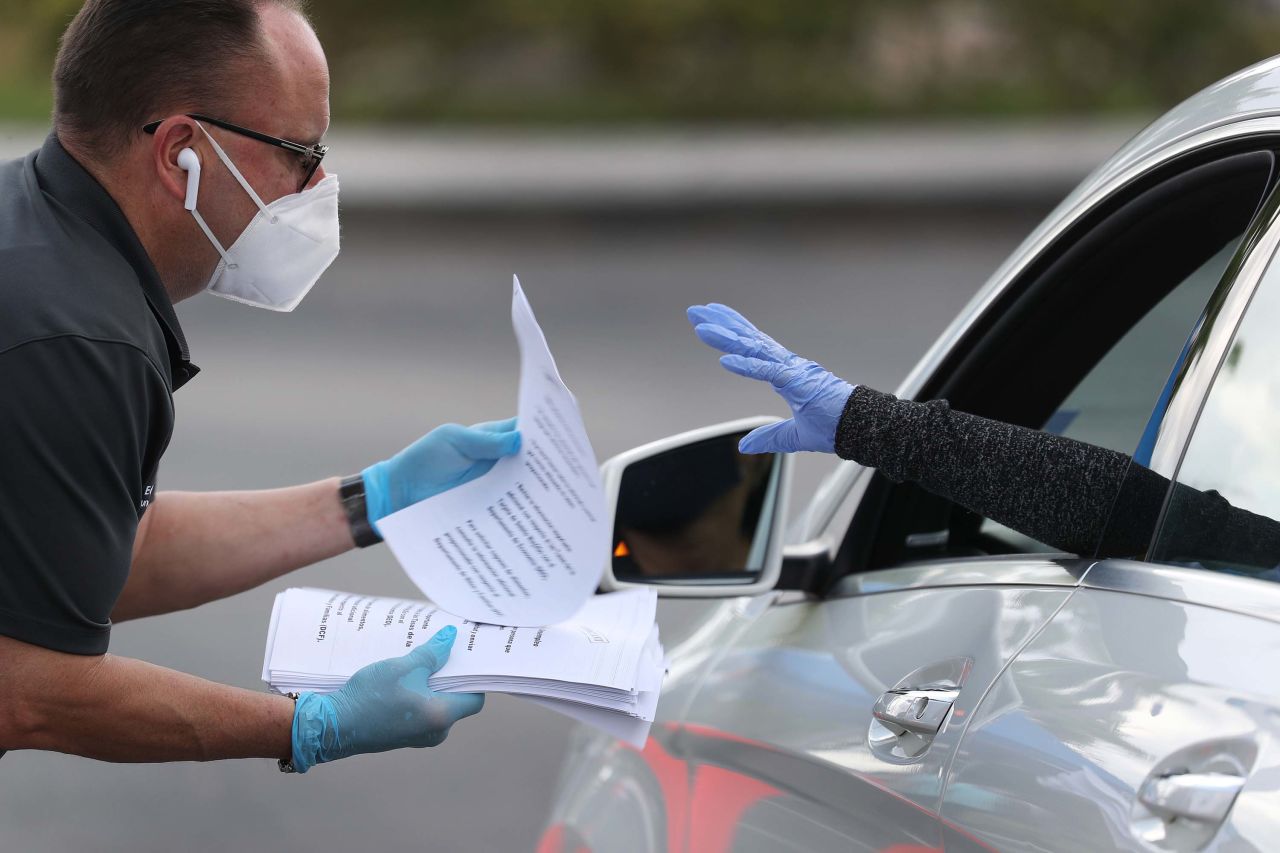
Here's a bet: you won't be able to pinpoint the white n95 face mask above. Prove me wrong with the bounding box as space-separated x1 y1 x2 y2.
187 121 340 312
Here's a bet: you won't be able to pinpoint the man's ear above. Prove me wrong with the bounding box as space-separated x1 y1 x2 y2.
150 117 201 207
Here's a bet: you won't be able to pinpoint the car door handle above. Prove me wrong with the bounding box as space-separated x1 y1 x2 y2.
1137 772 1246 824
872 689 956 736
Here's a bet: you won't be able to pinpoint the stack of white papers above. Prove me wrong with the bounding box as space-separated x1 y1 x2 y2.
260 279 666 747
262 586 664 747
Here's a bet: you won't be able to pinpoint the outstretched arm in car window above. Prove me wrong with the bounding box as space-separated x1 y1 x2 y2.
689 302 1280 565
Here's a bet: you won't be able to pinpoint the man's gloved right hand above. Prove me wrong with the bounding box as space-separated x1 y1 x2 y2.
688 303 856 455
363 419 521 530
290 625 483 772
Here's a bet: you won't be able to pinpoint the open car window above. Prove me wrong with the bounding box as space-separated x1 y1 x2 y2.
977 236 1243 554
836 148 1277 575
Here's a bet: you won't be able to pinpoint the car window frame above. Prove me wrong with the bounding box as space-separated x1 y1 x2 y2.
812 142 1280 595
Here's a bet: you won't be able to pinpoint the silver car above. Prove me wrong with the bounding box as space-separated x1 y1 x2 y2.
539 55 1280 853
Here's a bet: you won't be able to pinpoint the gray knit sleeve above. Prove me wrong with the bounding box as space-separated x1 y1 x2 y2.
833 386 1132 556
833 386 1280 566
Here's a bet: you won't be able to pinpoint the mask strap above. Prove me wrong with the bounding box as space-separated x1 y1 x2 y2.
195 120 276 222
190 209 236 269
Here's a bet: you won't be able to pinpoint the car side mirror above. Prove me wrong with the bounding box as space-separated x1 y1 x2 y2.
598 417 793 597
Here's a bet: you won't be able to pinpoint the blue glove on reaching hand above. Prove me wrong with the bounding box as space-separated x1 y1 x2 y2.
687 303 855 454
290 625 483 773
363 418 521 527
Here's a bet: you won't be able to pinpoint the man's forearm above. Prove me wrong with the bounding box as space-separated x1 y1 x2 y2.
118 478 354 621
0 635 291 762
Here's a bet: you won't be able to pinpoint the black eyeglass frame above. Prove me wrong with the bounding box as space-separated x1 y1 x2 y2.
142 113 328 193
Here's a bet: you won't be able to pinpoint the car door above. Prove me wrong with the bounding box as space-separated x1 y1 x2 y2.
671 557 1082 852
666 147 1279 852
939 158 1280 852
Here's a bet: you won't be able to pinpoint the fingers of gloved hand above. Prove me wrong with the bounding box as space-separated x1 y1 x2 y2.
687 303 733 331
404 625 458 675
692 322 785 364
692 322 745 355
739 420 802 454
687 303 761 337
398 692 484 750
468 416 518 434
457 458 501 485
447 423 522 460
690 314 793 368
353 625 456 688
438 690 485 722
690 303 796 360
402 690 483 747
719 354 794 388
415 696 479 747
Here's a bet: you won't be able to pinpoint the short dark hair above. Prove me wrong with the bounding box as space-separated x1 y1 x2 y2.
53 0 304 161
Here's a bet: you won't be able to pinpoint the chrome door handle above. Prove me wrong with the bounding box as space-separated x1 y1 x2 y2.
872 689 956 736
1138 772 1245 824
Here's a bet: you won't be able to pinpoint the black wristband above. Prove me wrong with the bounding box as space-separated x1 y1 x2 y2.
339 474 383 548
278 692 300 773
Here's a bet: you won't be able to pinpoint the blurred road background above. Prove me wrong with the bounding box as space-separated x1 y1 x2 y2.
2 0 1278 850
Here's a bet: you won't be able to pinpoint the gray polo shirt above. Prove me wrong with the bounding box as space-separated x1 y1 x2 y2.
0 133 198 662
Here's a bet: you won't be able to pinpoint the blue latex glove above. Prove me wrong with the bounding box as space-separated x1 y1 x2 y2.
687 303 855 454
290 625 483 773
363 418 520 526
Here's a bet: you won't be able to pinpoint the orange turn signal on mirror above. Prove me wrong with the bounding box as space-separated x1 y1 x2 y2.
614 541 630 558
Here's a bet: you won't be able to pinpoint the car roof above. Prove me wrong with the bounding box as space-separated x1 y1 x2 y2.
1075 53 1280 214
900 53 1280 402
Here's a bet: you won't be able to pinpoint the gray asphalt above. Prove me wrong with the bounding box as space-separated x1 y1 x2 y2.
0 205 1044 852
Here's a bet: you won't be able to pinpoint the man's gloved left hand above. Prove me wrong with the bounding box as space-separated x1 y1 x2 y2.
363 418 520 526
290 625 483 773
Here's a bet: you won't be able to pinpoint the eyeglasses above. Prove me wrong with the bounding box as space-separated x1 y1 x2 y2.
142 113 328 193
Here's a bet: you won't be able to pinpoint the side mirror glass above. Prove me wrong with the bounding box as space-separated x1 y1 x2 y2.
599 418 792 597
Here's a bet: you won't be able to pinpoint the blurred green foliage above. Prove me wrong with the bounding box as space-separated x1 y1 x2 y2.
3 0 1280 123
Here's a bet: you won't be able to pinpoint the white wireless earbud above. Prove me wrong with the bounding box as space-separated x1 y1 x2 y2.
177 147 201 211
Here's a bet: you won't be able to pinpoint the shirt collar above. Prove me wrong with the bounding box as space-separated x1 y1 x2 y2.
33 133 199 390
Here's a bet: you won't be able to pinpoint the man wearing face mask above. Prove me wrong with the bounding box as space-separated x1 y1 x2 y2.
0 0 512 773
